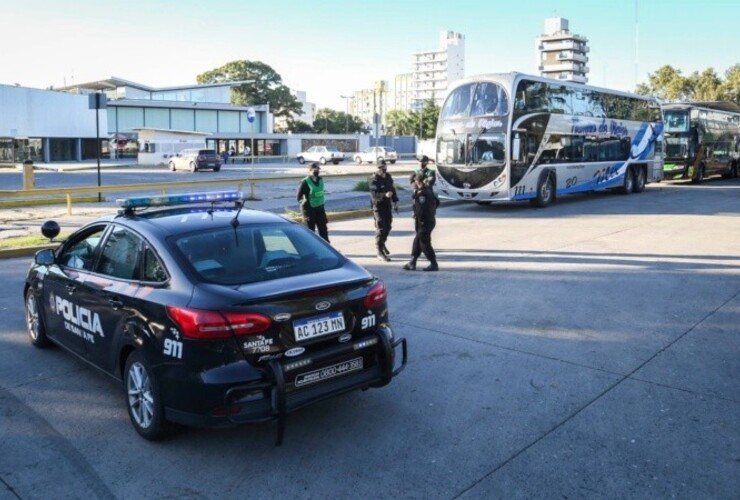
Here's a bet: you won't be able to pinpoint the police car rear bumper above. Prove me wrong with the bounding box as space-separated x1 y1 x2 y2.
165 329 407 431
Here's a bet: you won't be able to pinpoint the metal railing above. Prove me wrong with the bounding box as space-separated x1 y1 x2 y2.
0 170 416 215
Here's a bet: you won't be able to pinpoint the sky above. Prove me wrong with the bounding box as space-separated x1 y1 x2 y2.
2 0 738 111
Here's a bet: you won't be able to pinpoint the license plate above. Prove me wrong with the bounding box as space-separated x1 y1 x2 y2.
293 311 345 341
208 163 215 167
294 357 363 387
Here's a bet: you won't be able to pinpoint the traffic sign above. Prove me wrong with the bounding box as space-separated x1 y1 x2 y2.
247 107 255 123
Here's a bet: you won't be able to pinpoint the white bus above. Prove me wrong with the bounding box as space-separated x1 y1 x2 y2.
434 73 664 207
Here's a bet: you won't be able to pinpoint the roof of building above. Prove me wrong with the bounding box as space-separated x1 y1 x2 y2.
55 76 253 93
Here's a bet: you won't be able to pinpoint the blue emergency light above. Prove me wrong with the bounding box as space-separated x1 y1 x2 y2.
117 191 244 209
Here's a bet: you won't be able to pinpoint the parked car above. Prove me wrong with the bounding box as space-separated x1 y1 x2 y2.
353 147 398 165
168 149 222 172
24 191 407 443
297 146 345 165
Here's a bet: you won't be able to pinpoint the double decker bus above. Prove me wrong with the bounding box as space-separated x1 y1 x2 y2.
434 73 663 207
662 102 740 182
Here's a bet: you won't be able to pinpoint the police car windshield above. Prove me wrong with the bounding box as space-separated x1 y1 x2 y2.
174 223 343 285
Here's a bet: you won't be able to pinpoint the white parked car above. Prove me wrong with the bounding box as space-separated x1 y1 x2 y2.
168 148 222 172
353 146 398 164
296 146 345 165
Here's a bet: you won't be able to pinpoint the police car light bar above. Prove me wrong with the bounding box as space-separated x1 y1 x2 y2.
117 191 244 209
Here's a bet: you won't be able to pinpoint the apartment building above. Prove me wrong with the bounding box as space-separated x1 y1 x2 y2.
350 81 388 134
536 17 590 84
411 30 465 108
389 73 414 113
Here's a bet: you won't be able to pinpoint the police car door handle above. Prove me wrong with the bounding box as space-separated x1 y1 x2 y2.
107 297 124 310
65 284 76 294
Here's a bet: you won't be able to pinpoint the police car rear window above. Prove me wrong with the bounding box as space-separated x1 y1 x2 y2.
174 223 342 285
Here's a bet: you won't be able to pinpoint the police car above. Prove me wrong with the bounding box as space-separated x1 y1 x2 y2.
24 191 406 443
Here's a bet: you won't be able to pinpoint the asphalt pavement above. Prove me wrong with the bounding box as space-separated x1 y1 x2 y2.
0 178 738 498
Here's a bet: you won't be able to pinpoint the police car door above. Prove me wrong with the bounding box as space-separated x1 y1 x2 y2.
86 226 144 370
43 225 108 358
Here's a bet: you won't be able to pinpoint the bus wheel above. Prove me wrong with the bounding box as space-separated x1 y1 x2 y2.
633 166 646 193
530 172 554 208
732 162 738 179
620 167 635 194
475 201 492 206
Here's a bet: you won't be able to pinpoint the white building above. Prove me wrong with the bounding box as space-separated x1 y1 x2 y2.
412 31 465 108
389 73 414 113
273 89 316 131
350 81 388 135
536 17 590 84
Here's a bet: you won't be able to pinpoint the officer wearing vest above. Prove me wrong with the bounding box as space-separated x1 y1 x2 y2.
369 159 399 261
297 163 330 242
409 155 436 189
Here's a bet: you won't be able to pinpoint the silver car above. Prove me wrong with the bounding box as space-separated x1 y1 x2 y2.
297 146 345 165
353 147 398 164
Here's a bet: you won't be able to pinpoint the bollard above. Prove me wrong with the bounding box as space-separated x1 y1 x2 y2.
22 160 35 190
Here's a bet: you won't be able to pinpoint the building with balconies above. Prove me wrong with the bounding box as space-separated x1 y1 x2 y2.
411 30 465 108
536 17 589 84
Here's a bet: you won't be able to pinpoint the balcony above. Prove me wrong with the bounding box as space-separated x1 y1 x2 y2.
556 52 589 63
539 62 589 73
539 41 590 53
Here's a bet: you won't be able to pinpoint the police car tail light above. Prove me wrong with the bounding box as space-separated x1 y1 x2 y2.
363 281 387 309
166 306 271 339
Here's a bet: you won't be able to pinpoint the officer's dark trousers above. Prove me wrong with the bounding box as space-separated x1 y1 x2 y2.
303 205 329 242
411 220 436 263
373 204 393 249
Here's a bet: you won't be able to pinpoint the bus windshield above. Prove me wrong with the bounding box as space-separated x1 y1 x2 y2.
440 82 509 119
664 110 689 133
438 132 506 166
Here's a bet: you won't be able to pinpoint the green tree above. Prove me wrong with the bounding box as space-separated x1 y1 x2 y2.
635 65 692 101
196 60 302 119
688 68 722 101
416 99 440 139
719 64 740 104
385 109 416 136
287 120 314 133
314 108 364 133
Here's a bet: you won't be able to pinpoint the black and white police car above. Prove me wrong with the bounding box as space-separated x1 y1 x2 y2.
24 191 406 443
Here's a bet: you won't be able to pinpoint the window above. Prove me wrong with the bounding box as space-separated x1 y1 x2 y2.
97 227 142 281
142 246 168 283
59 226 107 271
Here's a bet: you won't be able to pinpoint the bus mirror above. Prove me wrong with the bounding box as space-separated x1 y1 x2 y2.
512 134 522 161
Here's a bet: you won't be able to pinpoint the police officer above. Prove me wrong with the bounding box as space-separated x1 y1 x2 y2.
410 155 436 189
403 174 438 271
369 159 399 261
296 163 329 242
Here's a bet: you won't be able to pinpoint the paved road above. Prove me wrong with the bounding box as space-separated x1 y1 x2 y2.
1 179 738 498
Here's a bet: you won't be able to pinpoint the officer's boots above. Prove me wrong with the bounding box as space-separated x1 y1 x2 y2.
381 244 391 257
423 260 439 272
376 245 391 262
402 258 417 271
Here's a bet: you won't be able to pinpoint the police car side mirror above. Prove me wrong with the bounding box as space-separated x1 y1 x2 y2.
35 248 55 266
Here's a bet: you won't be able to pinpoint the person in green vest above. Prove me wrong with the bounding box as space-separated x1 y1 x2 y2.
296 162 330 242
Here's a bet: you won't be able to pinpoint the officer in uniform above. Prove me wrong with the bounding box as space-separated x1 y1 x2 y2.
410 155 436 189
369 159 399 261
403 174 439 271
296 163 329 242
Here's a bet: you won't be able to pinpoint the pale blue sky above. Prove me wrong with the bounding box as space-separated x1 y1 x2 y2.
2 0 738 110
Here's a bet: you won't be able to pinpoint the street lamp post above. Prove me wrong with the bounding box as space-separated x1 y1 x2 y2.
340 95 354 134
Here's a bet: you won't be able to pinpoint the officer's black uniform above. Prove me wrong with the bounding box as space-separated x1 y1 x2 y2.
403 176 438 271
369 161 398 261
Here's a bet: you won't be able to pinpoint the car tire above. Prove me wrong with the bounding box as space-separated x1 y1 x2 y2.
189 162 198 173
390 160 396 164
168 162 176 172
530 171 555 208
354 156 362 164
332 160 339 165
124 349 174 441
213 166 221 172
633 166 646 193
319 157 327 165
620 166 635 194
25 289 51 348
298 157 305 165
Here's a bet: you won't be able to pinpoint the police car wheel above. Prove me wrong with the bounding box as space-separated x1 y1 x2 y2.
25 289 51 348
124 350 173 440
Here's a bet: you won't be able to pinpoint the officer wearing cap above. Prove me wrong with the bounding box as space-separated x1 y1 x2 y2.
296 162 329 242
410 155 436 189
403 173 438 271
369 159 399 261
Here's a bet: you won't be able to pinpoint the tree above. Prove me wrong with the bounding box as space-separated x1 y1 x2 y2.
196 60 302 119
688 68 722 101
635 65 692 101
385 109 416 136
288 120 314 133
314 108 364 134
719 64 740 105
417 99 440 140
